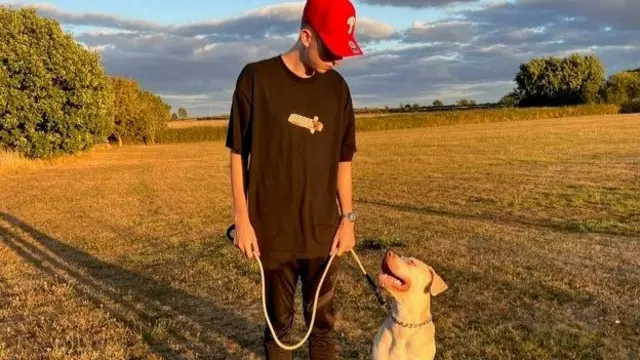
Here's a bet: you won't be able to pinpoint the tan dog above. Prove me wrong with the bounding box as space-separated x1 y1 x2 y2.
372 250 448 360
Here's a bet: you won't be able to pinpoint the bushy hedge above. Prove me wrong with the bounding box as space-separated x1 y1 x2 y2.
620 101 640 114
353 104 620 131
1 7 171 158
0 7 114 159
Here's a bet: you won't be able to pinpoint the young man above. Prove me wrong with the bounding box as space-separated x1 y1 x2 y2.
225 0 363 358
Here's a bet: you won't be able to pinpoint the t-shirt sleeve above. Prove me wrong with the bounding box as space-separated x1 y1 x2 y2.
339 87 357 162
225 66 252 155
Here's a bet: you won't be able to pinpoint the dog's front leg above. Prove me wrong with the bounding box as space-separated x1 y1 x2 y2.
388 339 409 360
372 325 393 360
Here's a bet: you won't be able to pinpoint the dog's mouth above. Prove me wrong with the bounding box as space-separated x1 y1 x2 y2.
379 256 410 292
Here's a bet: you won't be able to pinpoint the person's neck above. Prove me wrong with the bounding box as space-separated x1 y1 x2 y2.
281 43 315 78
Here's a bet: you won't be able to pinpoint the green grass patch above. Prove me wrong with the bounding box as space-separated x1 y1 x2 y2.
357 236 405 251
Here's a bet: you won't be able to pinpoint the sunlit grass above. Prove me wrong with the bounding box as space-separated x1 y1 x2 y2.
1 114 638 359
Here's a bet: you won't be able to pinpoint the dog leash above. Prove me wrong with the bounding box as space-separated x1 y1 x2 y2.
225 224 387 351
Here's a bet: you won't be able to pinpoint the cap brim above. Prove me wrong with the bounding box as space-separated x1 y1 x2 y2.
321 33 364 58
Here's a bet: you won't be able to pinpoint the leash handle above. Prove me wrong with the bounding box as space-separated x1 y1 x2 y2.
226 224 236 243
225 224 387 308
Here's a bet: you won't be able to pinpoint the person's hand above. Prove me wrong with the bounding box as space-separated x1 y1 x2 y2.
330 218 355 257
234 217 260 259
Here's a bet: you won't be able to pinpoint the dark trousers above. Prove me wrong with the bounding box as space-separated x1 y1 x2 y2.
262 255 341 360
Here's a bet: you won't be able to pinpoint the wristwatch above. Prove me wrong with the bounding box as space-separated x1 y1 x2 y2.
342 212 357 222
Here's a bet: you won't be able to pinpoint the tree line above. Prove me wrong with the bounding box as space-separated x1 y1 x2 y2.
380 55 638 113
1 7 638 160
1 7 172 159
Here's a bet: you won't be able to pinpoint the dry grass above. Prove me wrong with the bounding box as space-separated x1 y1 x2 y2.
1 114 639 359
0 145 113 176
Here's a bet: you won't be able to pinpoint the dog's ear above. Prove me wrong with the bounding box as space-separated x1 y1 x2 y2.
426 267 448 296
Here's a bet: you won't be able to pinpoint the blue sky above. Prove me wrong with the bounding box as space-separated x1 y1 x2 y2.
47 0 443 29
3 0 639 116
44 0 468 35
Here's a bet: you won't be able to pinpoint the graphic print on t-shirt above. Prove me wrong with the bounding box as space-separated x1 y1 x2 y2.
287 113 324 134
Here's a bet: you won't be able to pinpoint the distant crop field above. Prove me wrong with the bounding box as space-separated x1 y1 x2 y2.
1 114 639 359
167 119 229 129
166 112 399 129
156 104 621 144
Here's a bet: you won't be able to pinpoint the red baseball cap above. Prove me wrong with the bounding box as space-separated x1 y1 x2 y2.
302 0 364 58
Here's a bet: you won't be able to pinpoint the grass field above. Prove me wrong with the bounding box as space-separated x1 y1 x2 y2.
1 114 639 360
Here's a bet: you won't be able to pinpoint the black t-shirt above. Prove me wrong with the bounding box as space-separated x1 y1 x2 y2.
225 55 357 261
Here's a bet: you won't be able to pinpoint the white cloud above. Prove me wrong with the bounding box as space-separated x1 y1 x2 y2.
21 2 165 33
158 93 213 104
357 18 398 41
403 20 477 43
360 0 480 8
6 0 638 115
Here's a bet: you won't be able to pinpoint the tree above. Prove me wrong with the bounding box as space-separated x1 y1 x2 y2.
108 76 170 146
138 89 170 144
603 70 640 104
432 99 444 107
456 99 476 106
178 107 188 119
499 91 520 107
171 113 178 120
0 7 114 159
514 53 605 107
108 76 139 146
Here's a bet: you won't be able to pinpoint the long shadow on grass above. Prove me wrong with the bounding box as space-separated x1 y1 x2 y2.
0 212 264 359
357 198 637 237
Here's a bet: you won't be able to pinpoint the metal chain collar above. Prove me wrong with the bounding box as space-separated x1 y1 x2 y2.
378 288 434 328
390 313 433 328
